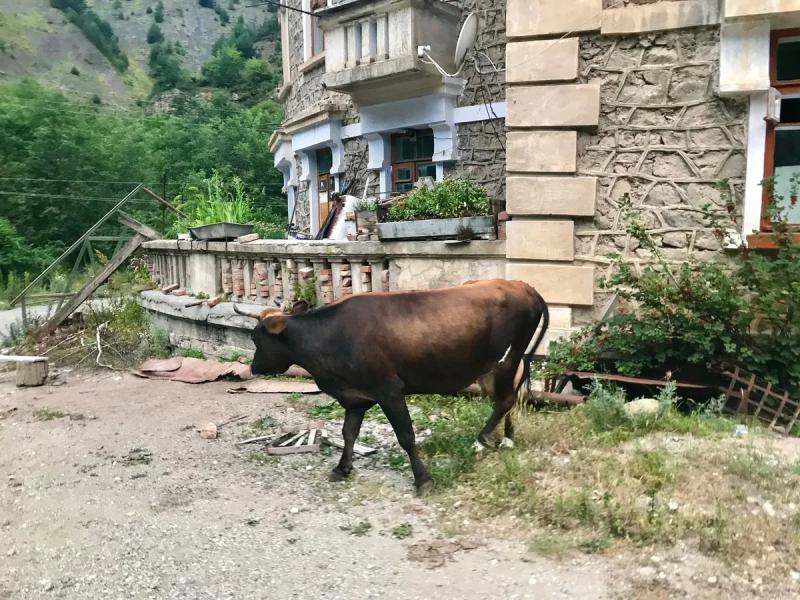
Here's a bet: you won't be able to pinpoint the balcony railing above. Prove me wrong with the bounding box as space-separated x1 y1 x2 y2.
318 0 461 104
142 239 506 306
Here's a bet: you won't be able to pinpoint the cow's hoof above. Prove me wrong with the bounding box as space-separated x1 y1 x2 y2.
499 437 515 450
473 439 488 459
415 479 433 497
329 467 351 482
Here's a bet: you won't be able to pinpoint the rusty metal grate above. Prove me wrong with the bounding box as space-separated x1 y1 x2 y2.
720 365 800 435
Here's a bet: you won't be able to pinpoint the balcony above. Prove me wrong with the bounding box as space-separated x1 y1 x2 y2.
318 0 462 105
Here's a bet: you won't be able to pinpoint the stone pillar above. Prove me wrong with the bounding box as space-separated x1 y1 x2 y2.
504 0 602 348
187 252 220 298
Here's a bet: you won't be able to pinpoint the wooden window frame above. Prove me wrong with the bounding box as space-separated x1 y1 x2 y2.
390 130 435 193
761 28 800 231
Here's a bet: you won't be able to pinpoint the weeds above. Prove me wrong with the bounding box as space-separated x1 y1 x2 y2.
307 400 345 420
33 408 66 421
177 348 204 359
341 520 372 536
391 523 413 540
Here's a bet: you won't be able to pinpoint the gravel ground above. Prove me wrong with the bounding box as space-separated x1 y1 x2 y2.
0 372 611 600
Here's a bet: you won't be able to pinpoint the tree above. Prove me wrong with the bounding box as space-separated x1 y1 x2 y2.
147 23 164 44
201 46 245 88
154 0 164 23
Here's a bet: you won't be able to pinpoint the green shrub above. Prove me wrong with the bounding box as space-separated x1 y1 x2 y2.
386 179 491 222
146 23 164 44
542 184 800 393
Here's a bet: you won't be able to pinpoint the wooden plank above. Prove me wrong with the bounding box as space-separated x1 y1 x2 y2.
39 234 147 335
118 212 161 241
10 184 144 306
0 355 47 363
141 186 186 217
279 431 306 447
266 444 320 456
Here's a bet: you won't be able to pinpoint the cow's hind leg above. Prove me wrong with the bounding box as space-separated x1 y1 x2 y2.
476 366 517 450
378 391 431 495
499 414 515 449
330 404 372 481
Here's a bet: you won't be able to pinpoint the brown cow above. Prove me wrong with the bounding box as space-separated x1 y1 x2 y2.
236 279 549 494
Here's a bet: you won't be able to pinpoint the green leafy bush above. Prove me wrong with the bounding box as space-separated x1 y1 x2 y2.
542 184 800 392
386 179 491 222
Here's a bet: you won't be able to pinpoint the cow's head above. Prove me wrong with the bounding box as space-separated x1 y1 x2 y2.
238 301 309 376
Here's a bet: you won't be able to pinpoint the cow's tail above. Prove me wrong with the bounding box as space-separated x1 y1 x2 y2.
515 296 549 411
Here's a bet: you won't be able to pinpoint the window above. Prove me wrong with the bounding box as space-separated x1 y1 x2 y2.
391 129 436 193
311 0 326 56
316 147 332 229
764 29 800 229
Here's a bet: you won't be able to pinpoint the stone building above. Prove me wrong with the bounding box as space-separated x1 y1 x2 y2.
270 0 800 343
268 0 507 236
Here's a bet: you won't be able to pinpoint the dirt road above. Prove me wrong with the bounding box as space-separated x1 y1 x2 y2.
0 373 610 599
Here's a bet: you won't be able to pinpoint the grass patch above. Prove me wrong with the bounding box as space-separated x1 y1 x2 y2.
251 416 277 432
33 408 66 421
411 394 492 489
341 520 372 536
528 534 572 559
412 383 800 565
391 523 413 540
176 348 204 359
247 451 274 466
307 400 346 420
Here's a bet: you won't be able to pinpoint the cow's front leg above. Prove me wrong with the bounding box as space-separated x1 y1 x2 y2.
330 405 369 481
379 396 432 495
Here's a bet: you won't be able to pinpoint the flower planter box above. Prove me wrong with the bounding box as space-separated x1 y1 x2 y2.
377 216 494 241
189 222 254 242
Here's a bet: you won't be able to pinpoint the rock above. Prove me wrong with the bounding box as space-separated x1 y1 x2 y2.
637 566 657 579
762 502 776 517
708 576 718 585
668 500 679 512
624 398 661 418
40 579 54 592
199 423 218 440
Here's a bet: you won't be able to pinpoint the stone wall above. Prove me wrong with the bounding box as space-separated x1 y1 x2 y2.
445 121 507 209
443 0 507 106
574 25 748 322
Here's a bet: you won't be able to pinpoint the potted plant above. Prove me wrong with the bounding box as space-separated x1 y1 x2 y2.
377 179 494 241
172 173 258 241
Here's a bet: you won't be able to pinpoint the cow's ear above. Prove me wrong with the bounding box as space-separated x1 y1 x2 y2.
263 315 288 335
291 300 309 315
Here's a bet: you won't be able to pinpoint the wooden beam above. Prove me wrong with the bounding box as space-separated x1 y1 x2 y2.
10 184 144 306
39 233 147 335
141 187 186 217
118 212 161 240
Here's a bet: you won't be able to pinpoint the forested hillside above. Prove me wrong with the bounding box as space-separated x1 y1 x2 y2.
0 0 287 294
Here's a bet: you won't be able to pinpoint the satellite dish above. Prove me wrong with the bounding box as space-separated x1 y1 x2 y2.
454 13 478 68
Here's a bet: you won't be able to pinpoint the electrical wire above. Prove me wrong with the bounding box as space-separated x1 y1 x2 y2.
243 1 316 15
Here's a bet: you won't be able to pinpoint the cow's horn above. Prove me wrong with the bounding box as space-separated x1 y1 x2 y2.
233 304 261 319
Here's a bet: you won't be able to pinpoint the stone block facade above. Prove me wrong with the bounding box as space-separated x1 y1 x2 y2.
503 0 758 345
